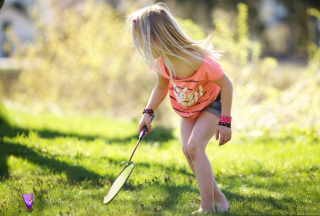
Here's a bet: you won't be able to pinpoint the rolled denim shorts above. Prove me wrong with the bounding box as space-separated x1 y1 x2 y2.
203 91 221 118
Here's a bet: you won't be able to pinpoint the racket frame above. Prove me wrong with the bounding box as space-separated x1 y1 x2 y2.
103 161 135 204
103 115 155 205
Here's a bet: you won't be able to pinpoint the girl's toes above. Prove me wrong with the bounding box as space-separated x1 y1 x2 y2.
217 204 230 213
190 208 215 215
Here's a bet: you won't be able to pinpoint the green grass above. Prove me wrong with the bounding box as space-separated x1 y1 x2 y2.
0 103 319 215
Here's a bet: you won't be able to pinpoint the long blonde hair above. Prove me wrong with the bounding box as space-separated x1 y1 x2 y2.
126 2 221 79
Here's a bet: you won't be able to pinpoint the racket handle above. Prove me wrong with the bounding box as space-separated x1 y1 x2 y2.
139 115 155 140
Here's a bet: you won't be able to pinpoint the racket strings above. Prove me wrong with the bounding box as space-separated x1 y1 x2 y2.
103 162 135 204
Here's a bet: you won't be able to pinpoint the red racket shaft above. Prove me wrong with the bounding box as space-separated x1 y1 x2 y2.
127 115 155 165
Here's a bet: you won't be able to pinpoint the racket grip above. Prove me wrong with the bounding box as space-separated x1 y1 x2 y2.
139 115 155 140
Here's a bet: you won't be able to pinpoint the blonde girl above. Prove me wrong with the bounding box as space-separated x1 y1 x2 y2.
127 2 233 214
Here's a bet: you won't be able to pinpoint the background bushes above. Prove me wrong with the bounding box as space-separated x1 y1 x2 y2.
2 1 320 130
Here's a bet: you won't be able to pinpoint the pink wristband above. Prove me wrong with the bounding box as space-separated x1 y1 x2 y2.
219 115 232 124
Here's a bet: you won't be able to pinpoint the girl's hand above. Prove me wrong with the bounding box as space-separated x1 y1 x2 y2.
215 125 231 146
138 114 152 133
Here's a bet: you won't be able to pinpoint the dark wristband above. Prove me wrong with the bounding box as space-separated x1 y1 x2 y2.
142 109 154 116
218 122 231 128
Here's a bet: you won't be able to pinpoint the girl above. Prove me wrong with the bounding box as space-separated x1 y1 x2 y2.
127 3 233 214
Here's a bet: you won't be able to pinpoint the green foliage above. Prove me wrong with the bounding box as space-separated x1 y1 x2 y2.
12 1 155 120
256 8 320 130
2 2 319 130
212 3 259 66
1 3 319 215
236 3 250 66
175 18 207 41
210 5 320 130
307 8 320 74
0 105 320 215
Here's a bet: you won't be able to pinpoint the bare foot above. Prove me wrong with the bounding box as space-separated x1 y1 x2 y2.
214 193 230 212
191 208 215 215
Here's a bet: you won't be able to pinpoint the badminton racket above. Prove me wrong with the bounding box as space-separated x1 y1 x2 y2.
103 115 155 204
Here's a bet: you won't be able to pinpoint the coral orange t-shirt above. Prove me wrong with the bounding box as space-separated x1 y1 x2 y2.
154 54 224 119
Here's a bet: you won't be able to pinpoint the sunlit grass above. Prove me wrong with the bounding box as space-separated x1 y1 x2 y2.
1 2 319 215
0 104 319 215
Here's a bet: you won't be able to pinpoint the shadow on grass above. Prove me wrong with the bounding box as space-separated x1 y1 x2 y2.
0 140 103 181
101 156 194 178
110 184 195 211
221 190 297 214
0 115 175 181
106 181 299 214
0 116 174 143
1 113 311 214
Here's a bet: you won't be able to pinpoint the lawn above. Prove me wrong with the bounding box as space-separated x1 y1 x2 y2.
0 103 319 215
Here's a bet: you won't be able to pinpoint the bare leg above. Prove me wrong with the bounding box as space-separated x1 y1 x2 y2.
180 111 229 213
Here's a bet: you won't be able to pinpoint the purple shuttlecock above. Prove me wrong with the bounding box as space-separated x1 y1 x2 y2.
22 194 33 210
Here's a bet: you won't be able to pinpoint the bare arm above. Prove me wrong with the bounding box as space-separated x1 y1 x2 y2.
138 74 169 133
214 74 233 116
213 74 233 146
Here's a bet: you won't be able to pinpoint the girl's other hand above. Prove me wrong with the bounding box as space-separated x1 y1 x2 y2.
215 125 231 146
138 114 152 134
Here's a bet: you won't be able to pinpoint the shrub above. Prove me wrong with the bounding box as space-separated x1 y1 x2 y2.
6 2 320 130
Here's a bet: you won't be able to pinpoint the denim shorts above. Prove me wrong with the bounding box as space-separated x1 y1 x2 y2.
203 91 221 118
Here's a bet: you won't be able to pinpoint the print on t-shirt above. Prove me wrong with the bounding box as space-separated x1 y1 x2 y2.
170 80 206 109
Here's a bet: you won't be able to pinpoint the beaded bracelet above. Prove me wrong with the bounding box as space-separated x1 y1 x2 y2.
218 115 232 128
143 108 154 116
